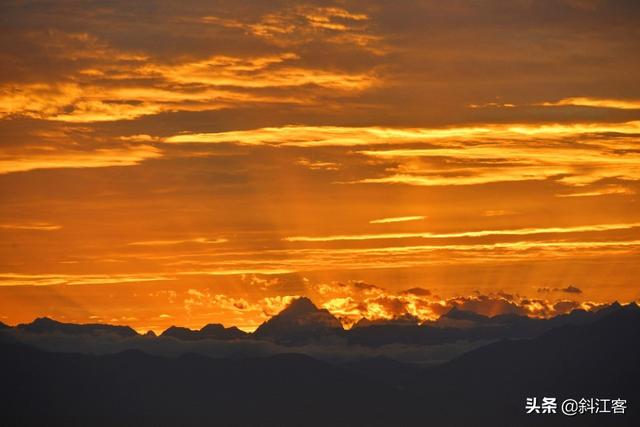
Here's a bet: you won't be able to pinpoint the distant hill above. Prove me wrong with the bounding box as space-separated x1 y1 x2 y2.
0 341 404 426
4 301 637 350
407 303 640 426
0 303 637 426
160 323 247 340
346 303 627 347
17 317 138 338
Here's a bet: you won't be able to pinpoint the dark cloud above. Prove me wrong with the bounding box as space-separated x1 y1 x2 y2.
538 285 583 294
400 287 431 296
562 285 583 294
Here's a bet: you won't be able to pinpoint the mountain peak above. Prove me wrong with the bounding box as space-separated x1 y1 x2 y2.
31 317 59 325
443 307 489 322
253 297 343 344
280 297 319 316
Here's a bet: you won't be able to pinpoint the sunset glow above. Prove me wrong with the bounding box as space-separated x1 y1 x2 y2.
1 0 639 335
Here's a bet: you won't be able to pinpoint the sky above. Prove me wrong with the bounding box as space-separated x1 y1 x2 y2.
1 0 639 332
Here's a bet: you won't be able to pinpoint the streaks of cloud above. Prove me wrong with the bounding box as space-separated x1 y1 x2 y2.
200 5 379 52
0 222 61 231
369 216 425 224
296 158 340 170
555 185 636 198
164 122 640 146
356 131 640 187
0 144 161 174
0 43 375 122
284 222 640 243
147 53 375 90
0 82 299 123
110 238 640 279
537 285 583 294
541 97 640 110
127 238 228 246
0 273 172 287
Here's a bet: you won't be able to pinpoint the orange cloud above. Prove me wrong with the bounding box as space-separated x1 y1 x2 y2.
555 185 636 198
199 6 380 52
369 216 425 224
164 122 640 146
541 97 640 110
0 222 61 231
284 222 640 242
0 273 172 287
0 40 375 123
0 145 161 174
161 122 640 188
316 281 601 328
128 238 228 246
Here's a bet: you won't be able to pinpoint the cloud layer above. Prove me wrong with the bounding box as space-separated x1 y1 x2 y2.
0 0 639 329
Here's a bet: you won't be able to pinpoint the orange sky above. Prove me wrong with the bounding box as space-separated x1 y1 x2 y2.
1 0 639 333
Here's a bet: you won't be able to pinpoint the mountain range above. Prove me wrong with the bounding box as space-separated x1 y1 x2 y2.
0 300 637 426
8 297 635 348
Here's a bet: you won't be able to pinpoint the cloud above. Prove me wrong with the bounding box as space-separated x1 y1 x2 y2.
199 5 378 52
283 222 640 242
0 222 61 231
160 123 640 190
354 128 640 187
400 287 431 296
370 216 425 224
311 281 593 327
0 44 376 122
163 122 640 147
1 0 638 332
0 273 172 287
540 97 640 110
555 184 635 198
0 144 161 174
128 237 228 246
322 287 601 327
296 158 340 171
537 285 583 294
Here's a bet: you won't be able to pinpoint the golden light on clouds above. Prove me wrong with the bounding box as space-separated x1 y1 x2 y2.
284 222 640 242
1 0 639 331
0 222 62 231
127 238 228 246
0 50 375 122
369 216 425 224
0 145 161 174
164 122 640 146
541 97 640 110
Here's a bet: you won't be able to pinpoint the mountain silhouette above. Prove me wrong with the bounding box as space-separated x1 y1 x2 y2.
5 301 635 350
346 303 630 347
161 323 247 341
0 341 403 426
17 317 137 338
0 303 637 426
352 313 420 328
253 297 344 344
341 355 423 386
408 303 640 426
